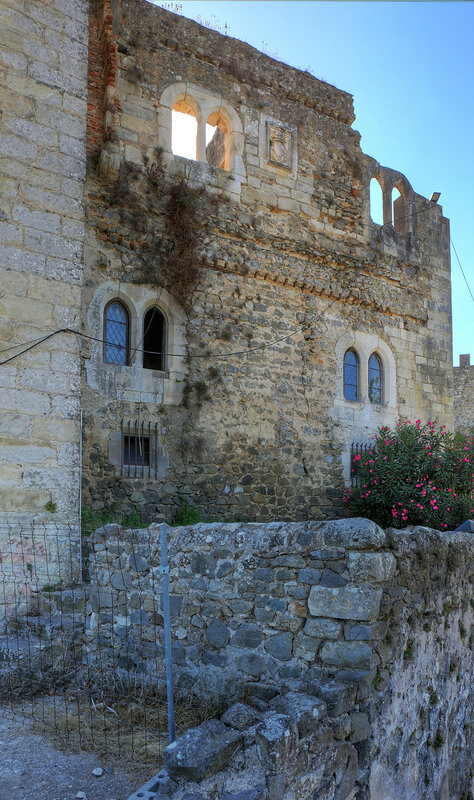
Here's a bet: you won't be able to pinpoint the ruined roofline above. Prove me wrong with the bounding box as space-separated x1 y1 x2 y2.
119 0 356 126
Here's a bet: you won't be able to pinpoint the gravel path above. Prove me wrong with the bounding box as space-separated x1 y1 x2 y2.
0 708 136 800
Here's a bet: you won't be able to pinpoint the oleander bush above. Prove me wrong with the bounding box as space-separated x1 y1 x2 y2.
344 419 473 530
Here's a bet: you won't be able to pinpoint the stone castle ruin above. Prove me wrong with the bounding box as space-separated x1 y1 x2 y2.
1 0 464 547
0 3 473 799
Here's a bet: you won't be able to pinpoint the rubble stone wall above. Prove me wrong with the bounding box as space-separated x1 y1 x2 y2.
85 518 473 799
81 0 453 524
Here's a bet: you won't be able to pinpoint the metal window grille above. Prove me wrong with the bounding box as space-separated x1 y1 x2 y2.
350 442 372 486
120 420 159 478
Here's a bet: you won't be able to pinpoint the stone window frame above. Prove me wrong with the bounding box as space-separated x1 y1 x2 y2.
367 161 416 239
335 332 396 411
158 81 246 182
333 333 398 486
85 282 187 406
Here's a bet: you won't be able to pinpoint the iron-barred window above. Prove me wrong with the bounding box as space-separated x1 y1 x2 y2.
122 435 150 467
343 349 359 401
104 301 129 365
368 353 383 404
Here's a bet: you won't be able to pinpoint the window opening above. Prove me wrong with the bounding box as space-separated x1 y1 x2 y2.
172 99 198 160
205 111 230 170
104 301 129 365
123 435 150 466
343 349 359 401
369 178 384 225
392 186 404 233
120 420 159 478
143 307 166 371
368 353 383 404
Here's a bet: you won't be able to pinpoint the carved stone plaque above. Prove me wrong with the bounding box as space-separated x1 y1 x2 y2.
267 123 292 169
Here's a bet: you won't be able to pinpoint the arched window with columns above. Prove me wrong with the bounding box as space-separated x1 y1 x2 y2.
159 82 245 179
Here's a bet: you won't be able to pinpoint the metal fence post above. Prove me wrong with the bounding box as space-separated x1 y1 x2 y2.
159 523 175 744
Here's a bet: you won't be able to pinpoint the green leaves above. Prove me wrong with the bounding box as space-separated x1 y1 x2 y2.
346 421 473 530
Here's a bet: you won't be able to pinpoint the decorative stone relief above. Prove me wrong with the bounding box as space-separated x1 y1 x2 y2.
267 122 293 169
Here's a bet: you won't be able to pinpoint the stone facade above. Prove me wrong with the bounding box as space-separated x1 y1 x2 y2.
80 0 453 523
454 354 474 437
81 519 473 799
0 0 461 532
0 0 90 577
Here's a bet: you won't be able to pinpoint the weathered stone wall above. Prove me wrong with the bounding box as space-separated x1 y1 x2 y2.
0 0 89 575
454 354 474 437
85 518 473 799
81 0 453 523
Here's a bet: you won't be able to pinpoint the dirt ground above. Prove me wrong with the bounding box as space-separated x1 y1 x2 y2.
0 707 137 800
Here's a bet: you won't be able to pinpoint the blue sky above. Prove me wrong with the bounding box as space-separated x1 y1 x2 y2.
152 1 473 364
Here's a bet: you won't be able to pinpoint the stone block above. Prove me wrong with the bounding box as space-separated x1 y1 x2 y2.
344 622 387 641
319 641 376 670
231 623 263 649
235 653 268 677
205 619 230 648
320 518 386 550
350 711 371 743
264 631 293 661
348 552 396 582
255 713 298 771
221 702 261 731
304 618 341 640
308 586 382 621
320 569 348 587
221 789 266 800
164 719 243 781
298 568 321 584
110 571 132 590
293 632 320 662
270 692 326 737
303 675 357 716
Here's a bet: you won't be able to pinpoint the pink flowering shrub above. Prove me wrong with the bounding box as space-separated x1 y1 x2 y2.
344 419 474 530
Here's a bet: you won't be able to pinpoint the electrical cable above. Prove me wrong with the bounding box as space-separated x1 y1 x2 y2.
0 330 70 367
0 292 340 368
450 237 474 303
1 213 471 366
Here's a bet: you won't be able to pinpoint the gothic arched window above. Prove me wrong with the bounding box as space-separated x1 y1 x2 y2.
104 300 129 365
343 349 359 401
143 307 167 371
368 353 383 404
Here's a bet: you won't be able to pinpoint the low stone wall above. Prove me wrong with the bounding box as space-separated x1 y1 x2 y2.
85 519 392 698
84 518 473 800
369 527 473 800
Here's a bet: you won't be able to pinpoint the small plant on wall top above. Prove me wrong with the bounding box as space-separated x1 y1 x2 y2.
344 419 473 530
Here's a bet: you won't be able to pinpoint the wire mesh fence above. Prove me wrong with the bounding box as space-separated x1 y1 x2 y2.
0 519 185 778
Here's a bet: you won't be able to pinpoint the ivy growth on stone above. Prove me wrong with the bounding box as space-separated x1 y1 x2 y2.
104 148 222 308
